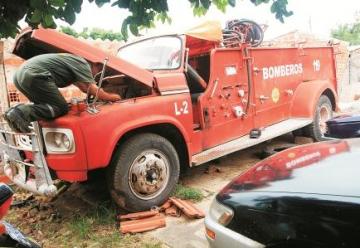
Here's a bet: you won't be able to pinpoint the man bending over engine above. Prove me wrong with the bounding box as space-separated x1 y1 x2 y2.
4 53 120 133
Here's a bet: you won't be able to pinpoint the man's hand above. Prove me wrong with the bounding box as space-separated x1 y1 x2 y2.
108 93 121 102
75 82 121 102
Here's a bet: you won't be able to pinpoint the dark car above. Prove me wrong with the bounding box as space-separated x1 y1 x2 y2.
205 139 360 248
326 114 360 138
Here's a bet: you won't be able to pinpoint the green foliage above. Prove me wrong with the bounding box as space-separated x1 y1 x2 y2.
172 184 204 202
331 20 360 45
59 25 79 37
0 0 83 38
1 0 293 39
60 26 124 41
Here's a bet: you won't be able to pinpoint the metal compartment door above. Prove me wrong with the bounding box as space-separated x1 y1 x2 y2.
198 49 253 149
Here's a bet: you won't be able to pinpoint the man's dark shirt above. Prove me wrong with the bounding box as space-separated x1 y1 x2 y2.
18 53 94 87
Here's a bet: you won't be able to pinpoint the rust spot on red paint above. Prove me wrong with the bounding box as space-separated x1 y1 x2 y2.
120 214 166 234
170 197 205 219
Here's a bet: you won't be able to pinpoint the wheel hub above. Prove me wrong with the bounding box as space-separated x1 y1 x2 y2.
129 150 169 200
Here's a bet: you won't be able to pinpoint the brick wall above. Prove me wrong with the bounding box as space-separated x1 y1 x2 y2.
338 47 360 102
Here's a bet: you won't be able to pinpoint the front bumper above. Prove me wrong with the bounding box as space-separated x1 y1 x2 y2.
0 121 57 196
204 215 265 248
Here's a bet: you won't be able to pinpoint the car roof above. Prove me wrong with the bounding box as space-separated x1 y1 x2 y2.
219 139 360 198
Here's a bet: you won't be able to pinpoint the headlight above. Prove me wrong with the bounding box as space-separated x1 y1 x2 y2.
209 199 234 226
42 128 75 154
54 133 63 147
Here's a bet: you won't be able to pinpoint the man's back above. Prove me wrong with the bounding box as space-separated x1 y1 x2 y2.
19 53 94 87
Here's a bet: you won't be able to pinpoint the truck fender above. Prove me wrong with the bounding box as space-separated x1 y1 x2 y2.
103 115 191 166
290 80 337 119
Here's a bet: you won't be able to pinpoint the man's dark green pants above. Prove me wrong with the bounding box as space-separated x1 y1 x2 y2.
13 66 69 121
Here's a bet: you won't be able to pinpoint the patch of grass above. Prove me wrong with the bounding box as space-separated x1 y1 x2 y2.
90 202 117 225
172 184 204 202
68 201 117 240
69 215 93 239
89 231 123 246
143 242 163 248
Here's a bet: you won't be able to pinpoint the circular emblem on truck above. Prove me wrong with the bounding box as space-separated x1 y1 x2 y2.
271 87 280 103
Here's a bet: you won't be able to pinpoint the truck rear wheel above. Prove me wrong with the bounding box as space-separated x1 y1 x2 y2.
107 133 180 212
303 95 333 141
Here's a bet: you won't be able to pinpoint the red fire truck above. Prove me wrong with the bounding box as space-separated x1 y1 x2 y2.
0 21 338 211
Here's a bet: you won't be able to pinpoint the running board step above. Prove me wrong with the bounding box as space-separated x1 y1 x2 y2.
191 118 312 166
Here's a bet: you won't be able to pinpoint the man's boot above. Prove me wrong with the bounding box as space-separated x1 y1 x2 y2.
4 107 31 133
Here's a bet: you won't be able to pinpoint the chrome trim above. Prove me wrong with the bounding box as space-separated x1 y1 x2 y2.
3 162 56 196
192 118 313 166
0 138 38 152
210 79 219 98
184 48 189 72
0 127 34 136
160 89 190 96
0 121 57 196
42 127 75 154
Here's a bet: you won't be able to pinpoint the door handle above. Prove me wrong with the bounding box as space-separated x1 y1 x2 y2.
258 95 270 102
285 89 294 96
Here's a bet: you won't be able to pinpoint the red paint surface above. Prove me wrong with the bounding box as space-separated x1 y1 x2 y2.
0 175 11 184
0 197 12 220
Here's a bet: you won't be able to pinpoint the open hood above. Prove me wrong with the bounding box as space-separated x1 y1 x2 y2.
13 28 154 88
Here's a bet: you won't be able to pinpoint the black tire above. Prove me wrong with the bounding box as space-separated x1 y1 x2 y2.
303 95 333 141
107 133 180 212
292 128 304 137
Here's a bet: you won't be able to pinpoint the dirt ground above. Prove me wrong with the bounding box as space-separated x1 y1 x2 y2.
3 134 310 248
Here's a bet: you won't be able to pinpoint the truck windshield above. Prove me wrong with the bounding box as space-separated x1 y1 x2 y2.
117 36 182 70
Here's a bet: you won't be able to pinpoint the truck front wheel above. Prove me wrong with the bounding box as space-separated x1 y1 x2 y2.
107 133 180 212
304 95 333 141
